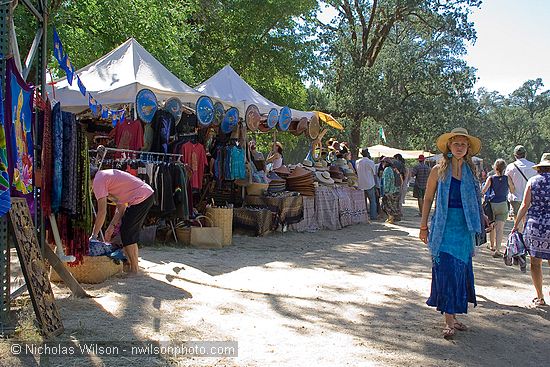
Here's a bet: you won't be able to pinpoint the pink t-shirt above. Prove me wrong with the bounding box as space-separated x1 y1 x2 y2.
93 169 153 206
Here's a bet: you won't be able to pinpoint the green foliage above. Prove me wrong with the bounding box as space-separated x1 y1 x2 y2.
189 0 320 109
476 81 550 166
318 0 482 156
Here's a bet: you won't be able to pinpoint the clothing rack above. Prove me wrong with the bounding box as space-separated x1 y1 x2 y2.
89 145 182 243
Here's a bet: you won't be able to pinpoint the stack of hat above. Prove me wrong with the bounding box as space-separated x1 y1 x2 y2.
329 166 345 183
267 172 286 194
301 159 315 171
342 167 358 187
273 165 291 179
314 161 328 171
286 166 315 196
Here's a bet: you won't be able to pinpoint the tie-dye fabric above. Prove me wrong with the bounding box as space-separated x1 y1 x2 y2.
4 58 34 213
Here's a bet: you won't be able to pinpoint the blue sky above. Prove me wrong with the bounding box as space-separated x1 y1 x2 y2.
318 1 550 96
464 0 550 95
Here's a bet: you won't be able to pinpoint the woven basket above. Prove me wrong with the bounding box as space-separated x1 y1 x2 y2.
175 226 191 245
50 256 123 284
246 183 268 196
206 207 233 246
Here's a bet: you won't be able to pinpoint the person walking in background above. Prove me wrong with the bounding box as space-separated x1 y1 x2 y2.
505 145 536 231
513 153 550 307
356 148 377 220
410 154 431 217
419 128 487 339
381 157 401 224
481 159 515 257
393 154 408 210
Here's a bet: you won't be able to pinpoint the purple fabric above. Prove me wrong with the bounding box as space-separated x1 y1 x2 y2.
4 58 35 213
524 173 550 259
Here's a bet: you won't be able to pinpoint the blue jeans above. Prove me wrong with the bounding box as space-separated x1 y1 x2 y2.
365 187 377 220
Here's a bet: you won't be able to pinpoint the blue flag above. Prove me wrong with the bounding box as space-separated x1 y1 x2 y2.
52 28 65 65
76 76 86 96
64 59 74 85
101 107 108 119
89 95 97 115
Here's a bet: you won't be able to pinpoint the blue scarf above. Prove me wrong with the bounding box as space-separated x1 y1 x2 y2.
428 163 482 260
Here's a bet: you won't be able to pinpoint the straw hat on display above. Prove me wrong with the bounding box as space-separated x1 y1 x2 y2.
436 127 481 156
292 117 309 136
315 171 335 185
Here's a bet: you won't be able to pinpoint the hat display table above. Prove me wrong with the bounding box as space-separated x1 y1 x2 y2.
244 193 304 227
288 186 368 232
233 207 275 236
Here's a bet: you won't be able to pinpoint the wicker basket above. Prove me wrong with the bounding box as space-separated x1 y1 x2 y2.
246 183 268 196
50 256 123 284
175 226 191 245
206 207 233 246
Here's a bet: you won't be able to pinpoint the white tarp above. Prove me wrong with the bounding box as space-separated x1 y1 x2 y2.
195 65 313 119
47 38 203 113
367 144 434 159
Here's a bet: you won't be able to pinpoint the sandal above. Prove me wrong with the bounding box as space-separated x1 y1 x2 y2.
443 325 455 339
532 297 547 307
453 321 468 331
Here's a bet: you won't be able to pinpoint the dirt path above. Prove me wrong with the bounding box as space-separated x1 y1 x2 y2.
1 195 549 366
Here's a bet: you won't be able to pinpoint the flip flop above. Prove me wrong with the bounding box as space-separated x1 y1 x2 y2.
532 297 547 307
453 321 468 331
443 326 455 339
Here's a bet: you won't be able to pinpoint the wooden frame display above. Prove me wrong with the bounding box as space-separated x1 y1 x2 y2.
8 198 64 338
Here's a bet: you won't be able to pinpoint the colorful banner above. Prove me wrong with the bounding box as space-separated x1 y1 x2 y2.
53 28 125 125
5 58 35 213
0 68 10 216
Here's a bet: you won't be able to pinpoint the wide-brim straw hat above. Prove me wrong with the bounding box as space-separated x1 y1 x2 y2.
273 165 291 176
315 171 334 185
292 117 308 136
436 127 481 156
533 153 550 169
288 167 312 179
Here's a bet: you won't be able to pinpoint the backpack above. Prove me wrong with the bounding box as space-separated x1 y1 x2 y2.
393 168 403 187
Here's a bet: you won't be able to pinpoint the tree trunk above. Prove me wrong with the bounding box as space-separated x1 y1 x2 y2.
349 118 362 159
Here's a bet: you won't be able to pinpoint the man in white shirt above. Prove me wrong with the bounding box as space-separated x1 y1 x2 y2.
356 148 377 220
505 145 537 229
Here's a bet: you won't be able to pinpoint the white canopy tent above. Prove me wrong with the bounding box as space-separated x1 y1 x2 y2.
195 65 313 119
47 38 204 113
366 144 434 160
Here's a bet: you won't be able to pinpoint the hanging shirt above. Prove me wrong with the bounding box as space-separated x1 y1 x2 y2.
181 142 207 189
230 146 246 180
110 119 144 152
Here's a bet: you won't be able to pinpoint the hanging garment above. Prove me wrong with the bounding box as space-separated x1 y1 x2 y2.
4 58 35 213
39 97 53 217
61 111 78 215
181 142 207 189
229 145 246 180
110 119 144 152
151 110 175 154
51 102 63 213
0 74 10 216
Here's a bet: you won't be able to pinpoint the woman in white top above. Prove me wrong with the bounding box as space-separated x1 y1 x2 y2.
266 142 283 170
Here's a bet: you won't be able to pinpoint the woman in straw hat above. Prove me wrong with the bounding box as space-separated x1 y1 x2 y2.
266 141 284 170
512 153 550 307
419 128 488 339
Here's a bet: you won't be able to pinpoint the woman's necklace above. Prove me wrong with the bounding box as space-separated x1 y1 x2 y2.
452 158 463 179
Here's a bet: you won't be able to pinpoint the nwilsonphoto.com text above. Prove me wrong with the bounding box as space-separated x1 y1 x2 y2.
8 341 238 357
